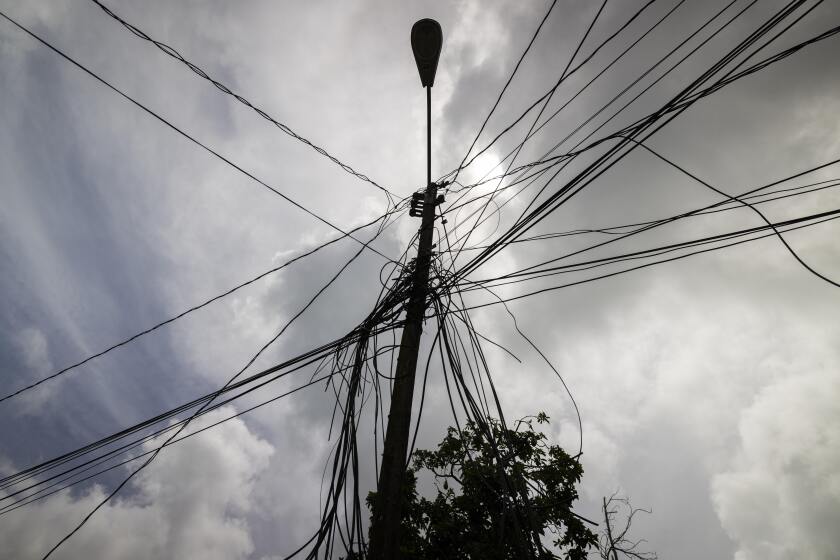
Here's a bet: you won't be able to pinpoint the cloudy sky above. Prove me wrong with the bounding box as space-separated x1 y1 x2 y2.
1 0 839 558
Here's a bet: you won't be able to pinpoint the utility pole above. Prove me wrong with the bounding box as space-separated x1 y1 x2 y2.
368 18 443 560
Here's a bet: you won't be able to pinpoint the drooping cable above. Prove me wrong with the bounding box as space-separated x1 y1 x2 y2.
39 217 391 559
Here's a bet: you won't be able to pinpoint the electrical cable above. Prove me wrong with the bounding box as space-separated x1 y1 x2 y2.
457 207 840 312
0 9 396 264
447 0 611 271
445 176 840 253
39 216 392 559
449 0 559 187
444 0 660 184
87 0 397 204
0 211 401 405
465 207 840 291
450 0 819 285
631 138 840 288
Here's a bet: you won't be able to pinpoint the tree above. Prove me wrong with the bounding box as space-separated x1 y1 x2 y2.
365 413 596 559
598 492 657 560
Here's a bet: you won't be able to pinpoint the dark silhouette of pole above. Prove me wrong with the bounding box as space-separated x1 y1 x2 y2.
427 85 431 188
368 19 442 560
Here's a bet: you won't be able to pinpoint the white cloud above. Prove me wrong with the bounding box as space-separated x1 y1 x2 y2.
4 1 840 558
712 367 840 560
0 407 274 560
467 268 840 557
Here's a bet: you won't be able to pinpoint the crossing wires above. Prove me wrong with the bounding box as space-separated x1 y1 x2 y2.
4 1 840 559
88 0 397 205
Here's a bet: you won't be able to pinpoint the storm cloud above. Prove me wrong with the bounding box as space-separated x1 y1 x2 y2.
1 1 839 558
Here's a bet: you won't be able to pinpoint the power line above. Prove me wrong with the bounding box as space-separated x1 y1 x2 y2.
39 212 393 559
449 0 822 285
448 0 559 187
0 6 411 407
467 153 840 287
0 320 401 496
446 0 612 271
11 204 422 557
445 177 840 252
443 0 810 262
631 138 840 289
0 211 400 405
0 9 396 263
459 207 840 310
437 0 726 277
0 343 401 515
444 0 758 252
445 0 688 200
467 207 840 289
443 0 659 184
6 3 838 558
448 0 733 205
87 0 397 203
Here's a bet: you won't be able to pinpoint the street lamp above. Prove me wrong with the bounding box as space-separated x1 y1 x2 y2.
411 18 442 188
368 18 443 560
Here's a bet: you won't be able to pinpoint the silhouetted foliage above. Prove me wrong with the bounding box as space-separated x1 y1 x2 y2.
365 413 596 559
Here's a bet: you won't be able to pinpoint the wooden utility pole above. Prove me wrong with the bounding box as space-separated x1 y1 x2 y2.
368 18 442 560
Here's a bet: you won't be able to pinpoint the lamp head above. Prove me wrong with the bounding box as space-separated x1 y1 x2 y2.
411 19 442 88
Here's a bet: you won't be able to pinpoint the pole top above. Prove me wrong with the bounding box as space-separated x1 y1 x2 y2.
411 19 442 88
